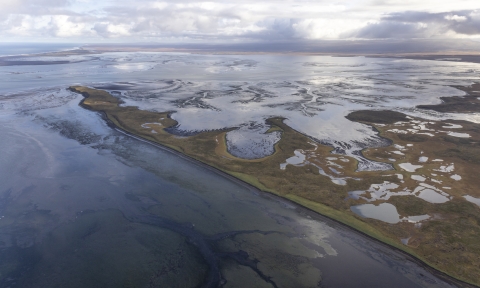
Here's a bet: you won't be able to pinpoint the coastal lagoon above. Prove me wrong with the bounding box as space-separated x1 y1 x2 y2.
1 48 478 287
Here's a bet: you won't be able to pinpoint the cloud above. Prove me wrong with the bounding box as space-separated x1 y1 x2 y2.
0 0 479 42
350 10 480 39
92 22 131 38
1 0 73 17
348 22 427 39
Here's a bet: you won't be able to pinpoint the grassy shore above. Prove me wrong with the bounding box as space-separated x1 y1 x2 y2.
71 85 480 286
417 83 480 113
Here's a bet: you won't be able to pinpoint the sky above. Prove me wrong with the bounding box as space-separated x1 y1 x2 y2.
1 0 480 44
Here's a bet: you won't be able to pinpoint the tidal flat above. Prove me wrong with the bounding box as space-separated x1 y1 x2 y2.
0 97 454 287
71 83 480 286
1 51 480 287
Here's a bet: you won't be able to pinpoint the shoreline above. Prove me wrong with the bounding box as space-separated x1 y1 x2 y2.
4 46 480 65
75 87 478 287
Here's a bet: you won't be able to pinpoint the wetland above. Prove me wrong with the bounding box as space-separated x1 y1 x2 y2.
70 82 480 286
1 49 480 287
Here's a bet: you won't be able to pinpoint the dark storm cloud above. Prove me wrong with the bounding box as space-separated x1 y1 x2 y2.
346 22 424 39
351 10 480 38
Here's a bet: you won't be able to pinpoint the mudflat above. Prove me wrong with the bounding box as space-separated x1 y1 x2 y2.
417 83 480 113
70 85 480 286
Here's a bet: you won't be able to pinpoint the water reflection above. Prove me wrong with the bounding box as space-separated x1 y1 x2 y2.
0 89 455 287
0 51 469 287
2 52 479 170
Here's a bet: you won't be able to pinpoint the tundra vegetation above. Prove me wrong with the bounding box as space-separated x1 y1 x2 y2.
71 84 480 286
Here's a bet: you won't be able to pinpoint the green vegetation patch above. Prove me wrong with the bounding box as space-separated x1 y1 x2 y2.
345 110 408 124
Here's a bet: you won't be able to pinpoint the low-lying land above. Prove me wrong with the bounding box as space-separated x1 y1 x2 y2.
417 83 480 113
70 85 480 286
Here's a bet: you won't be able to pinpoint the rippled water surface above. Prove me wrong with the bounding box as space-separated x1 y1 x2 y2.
0 50 474 287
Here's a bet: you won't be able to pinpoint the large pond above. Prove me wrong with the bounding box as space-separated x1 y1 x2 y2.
0 48 472 287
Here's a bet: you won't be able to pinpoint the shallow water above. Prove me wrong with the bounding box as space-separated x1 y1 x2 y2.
280 150 306 169
351 203 402 224
0 90 455 288
417 189 450 203
350 203 430 224
0 43 80 57
399 163 423 172
464 195 480 207
347 180 452 206
0 49 470 287
412 175 426 182
446 131 470 138
2 51 480 169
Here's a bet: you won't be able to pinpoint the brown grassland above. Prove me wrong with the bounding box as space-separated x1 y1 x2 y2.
70 85 480 286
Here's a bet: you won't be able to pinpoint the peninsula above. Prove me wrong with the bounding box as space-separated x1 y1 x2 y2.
70 84 480 287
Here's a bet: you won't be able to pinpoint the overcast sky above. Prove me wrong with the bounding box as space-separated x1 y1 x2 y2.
1 0 480 43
